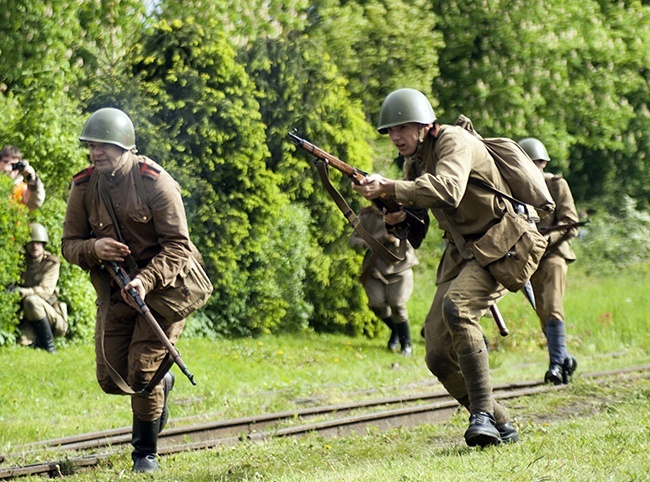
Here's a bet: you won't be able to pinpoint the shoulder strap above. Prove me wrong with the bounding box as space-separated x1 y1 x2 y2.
469 177 538 220
133 158 152 208
314 160 405 263
94 174 141 276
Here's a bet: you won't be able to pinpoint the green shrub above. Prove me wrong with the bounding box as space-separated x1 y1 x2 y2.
0 176 30 345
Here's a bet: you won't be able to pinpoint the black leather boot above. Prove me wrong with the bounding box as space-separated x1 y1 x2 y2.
464 411 501 447
159 371 175 434
544 364 564 385
544 320 568 384
461 396 519 443
496 421 519 443
396 321 412 357
382 317 399 351
562 355 578 384
132 416 161 473
31 317 56 353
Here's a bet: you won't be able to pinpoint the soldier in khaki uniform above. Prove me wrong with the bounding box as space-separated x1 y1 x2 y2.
349 205 418 356
519 138 579 385
62 108 190 473
16 223 68 353
353 88 519 447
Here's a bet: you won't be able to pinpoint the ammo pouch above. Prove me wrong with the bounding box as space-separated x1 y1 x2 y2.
472 211 547 292
146 246 214 322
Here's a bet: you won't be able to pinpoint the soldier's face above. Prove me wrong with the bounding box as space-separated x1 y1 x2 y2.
533 159 547 172
387 123 423 156
87 142 126 174
25 241 44 259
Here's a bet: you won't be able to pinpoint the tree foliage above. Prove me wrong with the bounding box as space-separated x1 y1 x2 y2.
2 0 650 345
432 0 650 209
307 0 442 123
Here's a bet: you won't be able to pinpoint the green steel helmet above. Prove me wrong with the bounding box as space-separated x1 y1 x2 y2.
28 223 49 244
377 88 436 134
79 107 136 150
518 137 550 162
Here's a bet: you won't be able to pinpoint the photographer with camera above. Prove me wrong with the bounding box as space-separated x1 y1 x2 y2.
0 145 46 211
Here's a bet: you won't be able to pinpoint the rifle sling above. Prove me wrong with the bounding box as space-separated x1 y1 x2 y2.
96 169 174 396
315 160 405 263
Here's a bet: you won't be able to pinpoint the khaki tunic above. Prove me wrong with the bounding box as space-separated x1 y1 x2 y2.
531 173 579 325
393 126 510 415
17 251 68 343
62 151 191 421
349 206 418 324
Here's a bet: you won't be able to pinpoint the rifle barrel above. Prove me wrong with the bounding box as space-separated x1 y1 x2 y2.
105 262 197 386
490 304 509 337
539 220 588 235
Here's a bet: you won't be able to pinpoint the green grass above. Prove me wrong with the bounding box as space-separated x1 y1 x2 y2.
1 262 649 480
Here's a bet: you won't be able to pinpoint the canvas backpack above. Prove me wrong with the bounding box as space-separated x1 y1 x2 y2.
455 114 555 220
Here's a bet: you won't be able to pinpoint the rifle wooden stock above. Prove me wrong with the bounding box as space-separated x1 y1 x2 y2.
105 261 197 386
287 130 404 215
538 220 589 235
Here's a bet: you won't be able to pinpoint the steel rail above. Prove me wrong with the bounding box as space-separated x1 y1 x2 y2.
1 365 648 479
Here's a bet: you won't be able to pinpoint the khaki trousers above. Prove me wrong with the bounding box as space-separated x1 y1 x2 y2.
95 290 185 421
423 260 507 404
364 269 413 324
530 254 568 327
18 295 68 344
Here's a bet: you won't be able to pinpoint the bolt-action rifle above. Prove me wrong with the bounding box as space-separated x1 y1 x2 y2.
104 261 197 386
287 130 428 249
538 220 589 235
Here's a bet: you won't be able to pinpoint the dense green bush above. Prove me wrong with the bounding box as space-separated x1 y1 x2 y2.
0 177 29 345
4 0 650 344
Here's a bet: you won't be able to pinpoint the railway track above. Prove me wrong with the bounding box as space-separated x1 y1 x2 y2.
1 365 648 479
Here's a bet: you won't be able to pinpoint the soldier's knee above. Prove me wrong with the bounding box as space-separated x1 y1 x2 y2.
425 351 455 381
369 304 389 320
97 372 123 395
442 295 462 331
21 295 40 312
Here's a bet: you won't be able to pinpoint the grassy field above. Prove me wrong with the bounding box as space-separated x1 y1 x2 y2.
0 262 648 481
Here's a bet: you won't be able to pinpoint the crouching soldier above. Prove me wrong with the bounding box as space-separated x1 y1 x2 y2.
16 223 68 353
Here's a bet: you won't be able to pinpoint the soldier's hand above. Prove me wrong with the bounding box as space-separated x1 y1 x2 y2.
94 238 131 262
352 174 395 199
122 277 145 305
383 210 406 225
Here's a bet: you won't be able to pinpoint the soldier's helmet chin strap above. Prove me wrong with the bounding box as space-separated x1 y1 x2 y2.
418 122 436 143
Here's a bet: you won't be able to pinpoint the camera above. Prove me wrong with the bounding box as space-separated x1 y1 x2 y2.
11 160 26 172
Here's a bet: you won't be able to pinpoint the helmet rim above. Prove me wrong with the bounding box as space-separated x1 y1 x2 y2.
377 88 436 134
28 223 49 244
79 107 136 150
518 137 550 162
